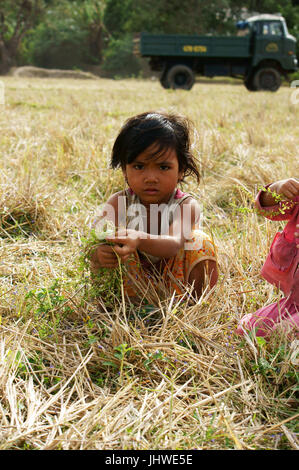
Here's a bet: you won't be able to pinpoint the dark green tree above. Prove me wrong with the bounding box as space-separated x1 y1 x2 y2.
0 0 107 72
103 0 132 38
105 0 237 36
0 0 48 74
21 0 107 69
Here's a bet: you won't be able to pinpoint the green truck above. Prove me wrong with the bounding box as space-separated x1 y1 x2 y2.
140 14 297 91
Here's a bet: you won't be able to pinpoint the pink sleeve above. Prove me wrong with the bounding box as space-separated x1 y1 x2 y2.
255 184 299 221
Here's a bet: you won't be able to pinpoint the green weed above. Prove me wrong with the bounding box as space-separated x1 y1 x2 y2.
24 279 71 339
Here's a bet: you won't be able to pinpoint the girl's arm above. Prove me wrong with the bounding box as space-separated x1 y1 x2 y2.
108 198 200 260
256 178 299 221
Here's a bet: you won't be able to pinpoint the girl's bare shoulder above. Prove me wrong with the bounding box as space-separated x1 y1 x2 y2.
180 195 201 209
105 190 126 208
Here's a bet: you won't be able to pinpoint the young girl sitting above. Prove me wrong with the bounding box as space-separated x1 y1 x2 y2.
237 178 299 337
90 111 218 301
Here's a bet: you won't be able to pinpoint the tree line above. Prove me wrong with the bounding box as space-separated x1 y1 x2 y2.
0 0 298 76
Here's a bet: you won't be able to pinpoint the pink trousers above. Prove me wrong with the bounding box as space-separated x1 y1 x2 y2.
236 297 299 337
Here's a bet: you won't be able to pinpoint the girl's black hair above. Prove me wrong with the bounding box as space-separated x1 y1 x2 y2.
111 111 200 182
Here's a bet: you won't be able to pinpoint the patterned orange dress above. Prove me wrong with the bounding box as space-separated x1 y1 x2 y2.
122 188 217 298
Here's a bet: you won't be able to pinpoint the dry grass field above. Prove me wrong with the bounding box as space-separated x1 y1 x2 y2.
0 76 298 450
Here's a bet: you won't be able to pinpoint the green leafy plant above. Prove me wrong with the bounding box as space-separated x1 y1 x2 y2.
113 343 133 381
143 349 170 370
24 280 69 339
250 338 299 399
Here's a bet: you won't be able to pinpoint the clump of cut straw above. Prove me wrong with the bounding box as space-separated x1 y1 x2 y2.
0 184 51 240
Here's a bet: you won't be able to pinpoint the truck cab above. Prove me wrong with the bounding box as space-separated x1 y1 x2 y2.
243 15 297 90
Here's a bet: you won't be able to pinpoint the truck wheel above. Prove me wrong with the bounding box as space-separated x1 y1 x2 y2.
253 67 281 92
160 77 170 89
160 71 170 89
244 76 257 91
166 65 195 90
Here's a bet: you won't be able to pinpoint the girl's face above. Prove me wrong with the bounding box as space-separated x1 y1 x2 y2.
123 143 183 206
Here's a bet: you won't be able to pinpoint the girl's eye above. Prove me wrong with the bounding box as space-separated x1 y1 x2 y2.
160 165 170 171
133 164 143 170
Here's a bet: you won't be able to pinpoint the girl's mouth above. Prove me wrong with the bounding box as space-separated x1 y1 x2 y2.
144 188 159 194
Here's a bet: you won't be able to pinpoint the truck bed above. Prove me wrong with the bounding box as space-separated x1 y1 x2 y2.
140 33 251 58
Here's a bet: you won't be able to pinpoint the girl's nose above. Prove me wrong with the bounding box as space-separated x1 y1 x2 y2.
144 171 158 183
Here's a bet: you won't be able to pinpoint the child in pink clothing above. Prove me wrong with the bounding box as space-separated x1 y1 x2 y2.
236 178 299 338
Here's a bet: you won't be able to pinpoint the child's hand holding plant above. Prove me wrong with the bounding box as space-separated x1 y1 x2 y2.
264 178 299 250
106 228 141 262
271 178 299 200
90 221 132 272
261 178 299 206
89 220 117 271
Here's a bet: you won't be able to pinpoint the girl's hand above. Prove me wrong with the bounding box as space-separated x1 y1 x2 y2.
107 229 141 259
90 244 119 270
269 178 299 200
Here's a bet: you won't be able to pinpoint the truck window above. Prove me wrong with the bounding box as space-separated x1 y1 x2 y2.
262 21 283 36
